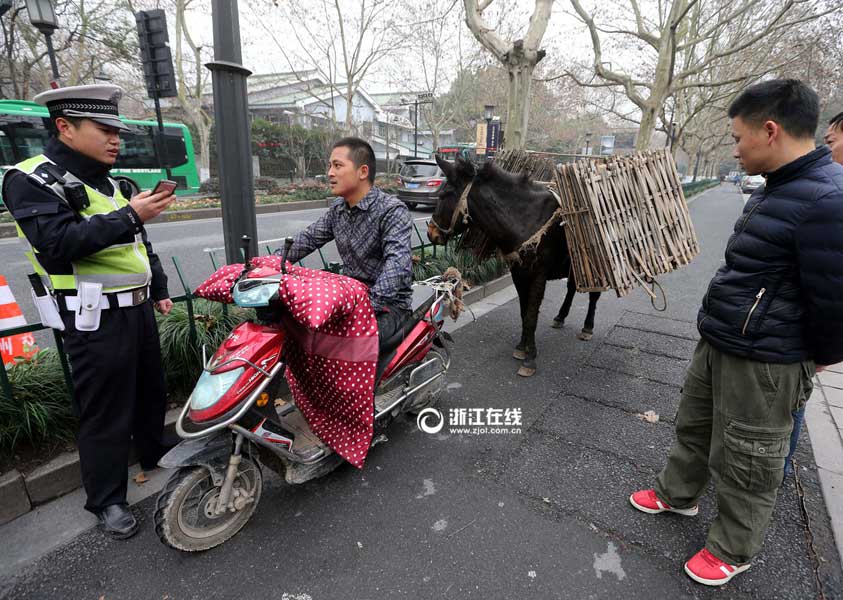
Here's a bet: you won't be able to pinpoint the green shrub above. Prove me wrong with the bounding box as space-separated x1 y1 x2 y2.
156 299 252 397
413 242 508 286
0 349 76 452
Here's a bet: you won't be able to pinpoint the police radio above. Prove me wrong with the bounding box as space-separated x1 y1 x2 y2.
63 182 90 212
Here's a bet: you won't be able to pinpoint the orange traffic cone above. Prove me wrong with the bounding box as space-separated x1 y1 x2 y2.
0 275 39 365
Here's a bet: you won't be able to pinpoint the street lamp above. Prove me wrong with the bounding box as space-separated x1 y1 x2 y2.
585 131 592 156
483 104 494 124
401 92 434 158
25 0 61 83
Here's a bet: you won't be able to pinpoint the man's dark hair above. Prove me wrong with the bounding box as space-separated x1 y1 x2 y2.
728 79 819 139
50 115 84 135
333 137 376 184
829 112 843 131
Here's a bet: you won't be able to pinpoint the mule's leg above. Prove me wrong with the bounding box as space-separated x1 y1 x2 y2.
518 273 547 378
552 273 577 329
577 291 602 341
512 269 529 360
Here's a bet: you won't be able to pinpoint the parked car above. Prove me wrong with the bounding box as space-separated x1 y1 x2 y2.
740 174 765 194
396 159 445 209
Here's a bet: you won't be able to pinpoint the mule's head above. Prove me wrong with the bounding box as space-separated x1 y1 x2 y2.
427 154 475 245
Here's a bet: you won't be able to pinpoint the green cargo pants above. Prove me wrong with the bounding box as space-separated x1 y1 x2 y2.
654 338 815 565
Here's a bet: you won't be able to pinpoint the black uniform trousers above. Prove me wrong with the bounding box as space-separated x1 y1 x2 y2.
60 300 167 512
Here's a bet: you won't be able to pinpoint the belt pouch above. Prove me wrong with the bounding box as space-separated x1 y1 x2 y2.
30 289 65 331
75 281 103 331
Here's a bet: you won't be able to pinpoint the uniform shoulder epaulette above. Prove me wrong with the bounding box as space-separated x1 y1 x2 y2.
28 162 67 187
25 162 68 201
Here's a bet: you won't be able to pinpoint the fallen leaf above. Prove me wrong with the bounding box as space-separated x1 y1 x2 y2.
542 497 551 505
637 410 660 424
134 471 149 485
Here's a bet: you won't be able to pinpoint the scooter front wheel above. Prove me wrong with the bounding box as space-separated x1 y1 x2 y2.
154 458 262 552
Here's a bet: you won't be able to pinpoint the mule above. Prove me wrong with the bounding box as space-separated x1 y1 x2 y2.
427 155 601 377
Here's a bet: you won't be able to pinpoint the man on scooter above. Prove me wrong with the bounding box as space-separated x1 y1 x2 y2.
280 137 414 343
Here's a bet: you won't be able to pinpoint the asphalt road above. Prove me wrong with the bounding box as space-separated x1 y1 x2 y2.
0 204 434 348
3 185 840 599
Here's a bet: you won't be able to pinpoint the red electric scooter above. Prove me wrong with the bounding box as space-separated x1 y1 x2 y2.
154 238 456 551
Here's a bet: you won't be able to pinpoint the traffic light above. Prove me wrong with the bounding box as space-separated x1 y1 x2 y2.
135 9 177 99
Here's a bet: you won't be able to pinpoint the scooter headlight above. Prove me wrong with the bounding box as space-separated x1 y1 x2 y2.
233 281 279 307
189 367 245 411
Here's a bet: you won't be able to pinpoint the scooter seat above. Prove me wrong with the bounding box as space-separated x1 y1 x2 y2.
376 286 436 379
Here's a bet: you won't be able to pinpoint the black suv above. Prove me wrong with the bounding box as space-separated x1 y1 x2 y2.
396 160 445 209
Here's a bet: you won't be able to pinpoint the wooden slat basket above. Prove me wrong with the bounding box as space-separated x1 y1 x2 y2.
552 149 699 297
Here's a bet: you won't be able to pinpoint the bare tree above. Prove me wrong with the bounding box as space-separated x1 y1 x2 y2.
390 0 471 150
463 0 554 149
251 0 402 133
566 0 840 150
172 0 213 179
1 0 140 99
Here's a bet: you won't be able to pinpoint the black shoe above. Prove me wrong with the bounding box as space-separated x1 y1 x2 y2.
96 504 139 539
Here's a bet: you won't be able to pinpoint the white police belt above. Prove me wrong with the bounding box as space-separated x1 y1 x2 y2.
61 286 150 311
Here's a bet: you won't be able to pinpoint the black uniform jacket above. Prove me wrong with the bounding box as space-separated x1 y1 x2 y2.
1 138 169 301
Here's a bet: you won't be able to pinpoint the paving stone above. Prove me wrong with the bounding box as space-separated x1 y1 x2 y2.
0 471 30 526
24 452 82 506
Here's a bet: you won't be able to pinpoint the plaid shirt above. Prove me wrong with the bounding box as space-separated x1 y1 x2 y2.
284 187 413 313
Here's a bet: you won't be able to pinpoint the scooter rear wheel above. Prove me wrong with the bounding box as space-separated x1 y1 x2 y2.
154 458 262 552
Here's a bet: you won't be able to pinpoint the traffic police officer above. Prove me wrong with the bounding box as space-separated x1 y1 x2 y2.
1 84 175 538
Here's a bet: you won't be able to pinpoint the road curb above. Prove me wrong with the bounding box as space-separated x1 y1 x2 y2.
0 197 336 239
0 273 510 524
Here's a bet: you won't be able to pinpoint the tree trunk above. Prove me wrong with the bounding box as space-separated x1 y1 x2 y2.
504 60 535 150
636 105 659 150
197 121 211 181
692 150 701 182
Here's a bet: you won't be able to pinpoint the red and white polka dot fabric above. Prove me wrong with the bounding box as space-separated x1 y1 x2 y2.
194 257 378 468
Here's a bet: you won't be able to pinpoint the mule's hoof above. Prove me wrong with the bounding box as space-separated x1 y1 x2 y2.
517 365 537 377
551 319 564 329
512 349 528 360
577 330 593 341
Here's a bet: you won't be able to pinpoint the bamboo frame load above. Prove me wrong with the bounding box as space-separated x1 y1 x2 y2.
552 149 699 297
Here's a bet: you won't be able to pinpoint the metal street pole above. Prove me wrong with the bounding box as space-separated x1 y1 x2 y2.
43 33 60 81
206 0 257 264
413 99 418 158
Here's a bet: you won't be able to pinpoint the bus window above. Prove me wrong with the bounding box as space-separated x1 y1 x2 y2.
115 125 187 170
163 127 188 168
0 132 14 166
10 124 51 160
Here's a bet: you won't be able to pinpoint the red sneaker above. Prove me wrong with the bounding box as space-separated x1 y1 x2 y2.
629 489 699 516
684 548 751 586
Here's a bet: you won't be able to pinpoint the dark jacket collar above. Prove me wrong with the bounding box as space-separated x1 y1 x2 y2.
343 186 379 211
765 146 831 189
44 137 113 195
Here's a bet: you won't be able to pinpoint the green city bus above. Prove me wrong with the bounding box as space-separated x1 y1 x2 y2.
0 99 200 207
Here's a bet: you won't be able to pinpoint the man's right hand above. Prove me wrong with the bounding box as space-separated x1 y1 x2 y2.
128 189 176 222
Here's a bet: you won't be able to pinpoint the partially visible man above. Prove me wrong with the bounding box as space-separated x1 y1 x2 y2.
786 109 843 474
281 137 413 343
825 111 843 164
2 85 175 539
628 80 843 586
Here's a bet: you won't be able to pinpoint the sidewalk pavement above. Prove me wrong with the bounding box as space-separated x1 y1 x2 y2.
807 367 843 562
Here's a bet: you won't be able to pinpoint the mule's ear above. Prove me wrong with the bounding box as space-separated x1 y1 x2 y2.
435 153 454 180
455 156 476 180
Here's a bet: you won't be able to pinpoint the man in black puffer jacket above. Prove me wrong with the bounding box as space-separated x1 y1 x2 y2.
629 80 843 587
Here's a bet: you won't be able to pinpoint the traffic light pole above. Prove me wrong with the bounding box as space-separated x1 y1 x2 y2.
206 0 257 264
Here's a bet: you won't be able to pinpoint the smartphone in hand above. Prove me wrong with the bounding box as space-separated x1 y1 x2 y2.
152 179 178 196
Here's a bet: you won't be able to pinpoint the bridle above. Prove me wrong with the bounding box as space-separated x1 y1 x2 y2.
428 182 472 241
